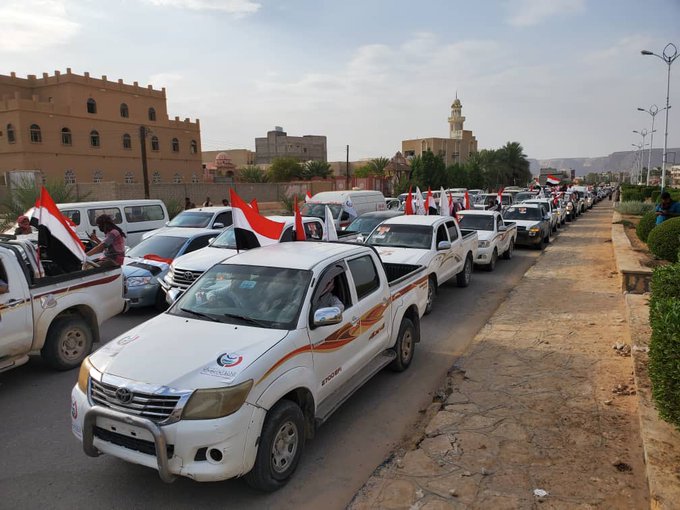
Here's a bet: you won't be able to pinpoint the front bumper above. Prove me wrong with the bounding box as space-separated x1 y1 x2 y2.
71 386 265 482
475 246 493 264
124 281 159 308
515 231 543 246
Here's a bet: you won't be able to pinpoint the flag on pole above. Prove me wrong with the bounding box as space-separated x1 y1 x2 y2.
546 174 560 186
32 186 86 270
497 187 505 208
425 187 434 215
229 188 285 250
249 198 259 214
294 197 306 241
404 186 414 215
322 206 338 241
305 190 313 203
448 192 454 216
439 187 450 217
464 190 471 210
415 187 426 215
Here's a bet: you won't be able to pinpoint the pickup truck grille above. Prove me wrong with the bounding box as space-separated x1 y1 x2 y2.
167 267 203 289
90 379 181 422
516 226 526 231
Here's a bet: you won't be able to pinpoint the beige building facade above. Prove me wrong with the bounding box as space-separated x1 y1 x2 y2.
402 97 478 166
255 126 327 164
0 69 202 185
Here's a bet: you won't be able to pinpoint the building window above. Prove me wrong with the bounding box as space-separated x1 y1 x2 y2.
64 169 76 184
120 103 129 118
90 130 100 147
152 171 161 184
122 133 132 149
173 172 182 183
190 140 197 154
7 124 16 143
61 128 72 146
30 124 42 143
148 107 156 121
124 171 134 184
93 170 103 183
151 136 159 151
171 138 179 152
191 172 199 183
87 98 97 114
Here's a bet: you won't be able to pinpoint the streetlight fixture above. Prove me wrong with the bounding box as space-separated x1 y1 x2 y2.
633 129 651 184
631 142 645 184
637 104 667 185
641 43 678 190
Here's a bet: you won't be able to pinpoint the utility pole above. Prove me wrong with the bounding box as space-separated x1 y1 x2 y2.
139 126 150 199
345 144 350 190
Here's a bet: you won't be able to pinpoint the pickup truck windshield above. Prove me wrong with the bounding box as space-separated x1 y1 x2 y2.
170 264 312 329
514 192 537 202
458 215 494 230
346 216 387 235
167 211 212 228
367 224 432 250
504 207 542 221
211 226 237 249
302 203 341 219
127 235 186 259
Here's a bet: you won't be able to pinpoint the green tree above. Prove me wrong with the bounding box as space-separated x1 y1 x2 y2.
366 157 389 177
239 166 269 183
301 160 332 180
268 157 303 182
496 142 531 187
410 151 448 190
353 165 372 178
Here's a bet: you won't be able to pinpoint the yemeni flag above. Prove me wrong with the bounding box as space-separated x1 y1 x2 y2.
305 190 313 203
230 188 285 250
32 186 86 272
249 198 259 214
404 186 414 215
546 174 560 186
497 187 505 207
425 187 435 215
294 197 306 241
464 191 471 210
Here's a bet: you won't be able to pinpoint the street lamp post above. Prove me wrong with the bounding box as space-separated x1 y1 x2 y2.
631 142 644 184
642 43 678 190
637 105 666 185
633 129 649 184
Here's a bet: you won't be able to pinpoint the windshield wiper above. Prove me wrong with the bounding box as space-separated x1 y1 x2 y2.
180 307 221 322
222 313 269 328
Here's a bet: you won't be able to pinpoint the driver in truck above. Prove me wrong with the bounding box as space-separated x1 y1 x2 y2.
315 277 345 312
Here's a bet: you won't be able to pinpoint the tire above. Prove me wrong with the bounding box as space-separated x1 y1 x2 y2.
389 318 416 372
244 400 306 492
552 223 558 233
485 249 498 272
456 254 473 287
502 239 514 260
41 316 94 370
534 237 545 250
424 276 436 315
544 231 550 245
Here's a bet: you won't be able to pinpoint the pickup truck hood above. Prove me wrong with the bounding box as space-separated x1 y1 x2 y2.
513 219 541 229
173 246 237 272
474 230 495 242
374 246 430 266
89 314 288 388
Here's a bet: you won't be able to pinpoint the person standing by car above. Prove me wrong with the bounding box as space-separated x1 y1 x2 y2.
655 191 680 225
86 214 126 266
14 215 32 235
202 197 213 207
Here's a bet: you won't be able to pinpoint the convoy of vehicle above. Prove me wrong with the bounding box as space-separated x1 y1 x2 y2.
1 184 609 490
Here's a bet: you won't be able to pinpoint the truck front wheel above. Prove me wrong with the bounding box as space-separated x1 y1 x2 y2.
389 317 416 372
424 276 436 315
41 316 93 370
502 240 514 260
485 249 498 272
456 254 473 287
244 400 306 492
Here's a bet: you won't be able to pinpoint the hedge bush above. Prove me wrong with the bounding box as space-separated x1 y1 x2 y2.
615 201 655 215
648 217 680 262
622 188 643 202
651 190 661 203
636 211 658 242
649 263 680 429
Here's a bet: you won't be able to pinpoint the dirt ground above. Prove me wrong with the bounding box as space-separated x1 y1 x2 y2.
618 214 666 269
350 204 649 509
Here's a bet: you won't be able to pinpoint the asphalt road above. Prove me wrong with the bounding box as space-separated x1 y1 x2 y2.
0 243 544 509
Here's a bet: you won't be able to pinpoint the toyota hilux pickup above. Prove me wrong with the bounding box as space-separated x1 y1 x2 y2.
365 215 477 314
71 242 427 491
0 237 126 372
503 203 551 250
456 210 517 271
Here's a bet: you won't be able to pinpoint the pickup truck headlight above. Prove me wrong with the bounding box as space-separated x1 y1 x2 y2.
182 380 253 420
77 358 93 393
528 226 541 235
127 276 153 287
478 240 490 248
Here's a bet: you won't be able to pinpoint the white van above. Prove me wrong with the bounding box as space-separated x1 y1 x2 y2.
303 190 386 229
57 199 169 248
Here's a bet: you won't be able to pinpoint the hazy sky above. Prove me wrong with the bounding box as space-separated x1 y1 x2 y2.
2 0 679 161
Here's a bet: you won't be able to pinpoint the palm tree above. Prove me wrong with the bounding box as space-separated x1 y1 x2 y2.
498 142 531 186
366 157 390 177
303 160 332 180
239 166 269 183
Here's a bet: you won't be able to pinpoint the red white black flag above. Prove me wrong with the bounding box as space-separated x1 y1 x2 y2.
546 174 560 185
230 189 284 250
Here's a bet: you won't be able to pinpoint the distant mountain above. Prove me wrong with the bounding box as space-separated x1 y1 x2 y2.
528 148 679 176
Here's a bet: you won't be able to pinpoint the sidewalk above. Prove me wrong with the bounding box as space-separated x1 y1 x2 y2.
350 203 649 509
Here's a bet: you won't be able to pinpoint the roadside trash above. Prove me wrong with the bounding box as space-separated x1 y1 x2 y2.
533 488 549 498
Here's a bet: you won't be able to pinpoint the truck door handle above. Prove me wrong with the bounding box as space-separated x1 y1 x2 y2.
351 316 360 326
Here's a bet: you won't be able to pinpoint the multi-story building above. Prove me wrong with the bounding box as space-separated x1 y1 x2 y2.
0 69 202 185
402 97 478 166
255 126 327 164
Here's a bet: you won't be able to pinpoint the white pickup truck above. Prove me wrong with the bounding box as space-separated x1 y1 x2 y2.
161 216 324 294
0 238 126 372
456 210 517 271
365 215 478 314
71 242 428 490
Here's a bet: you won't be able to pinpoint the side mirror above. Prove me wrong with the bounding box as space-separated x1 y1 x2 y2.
313 307 343 327
208 237 216 245
167 288 182 305
437 240 452 251
498 225 507 232
212 222 224 229
165 221 169 226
